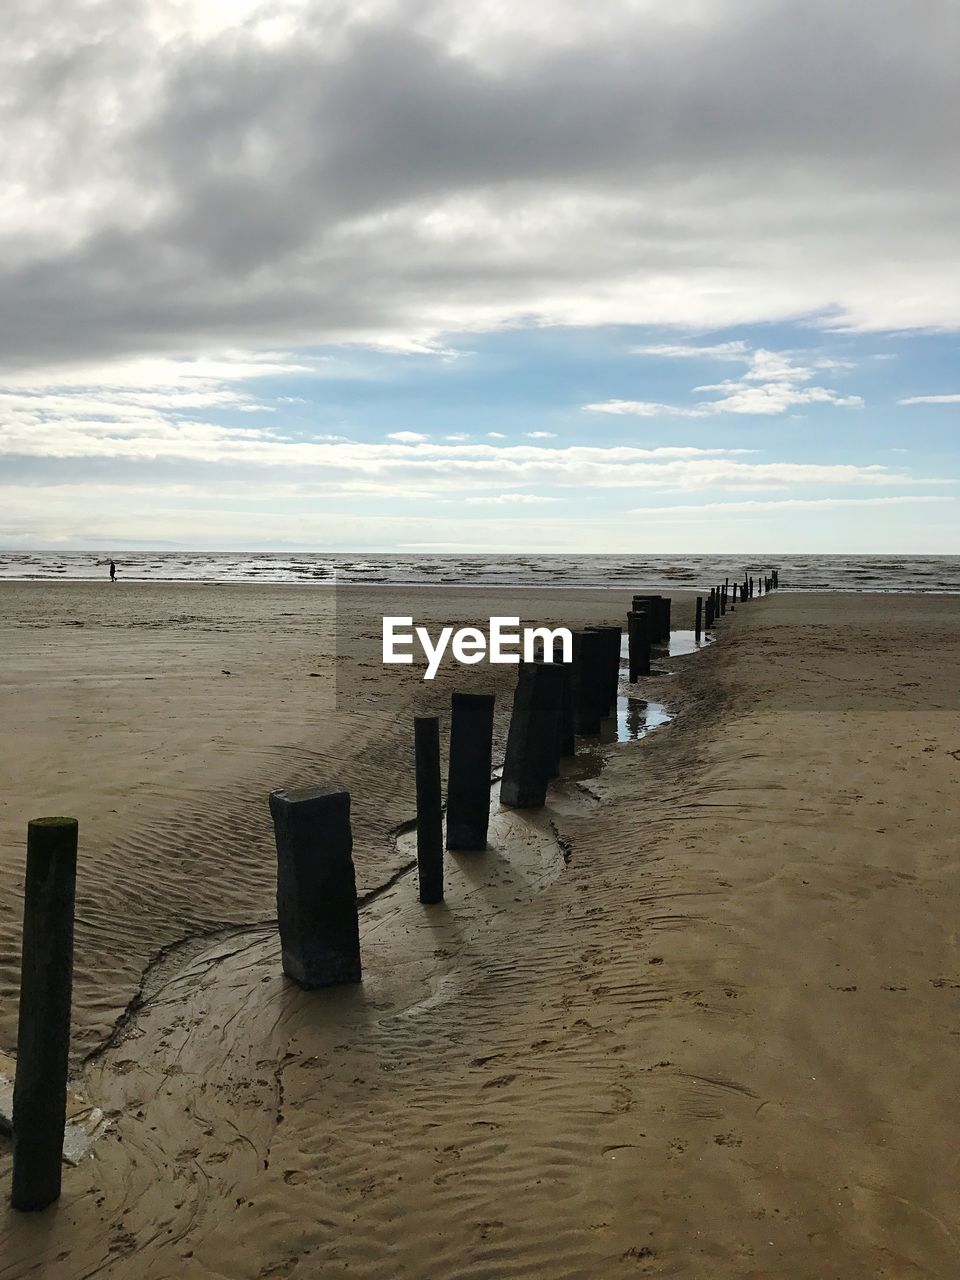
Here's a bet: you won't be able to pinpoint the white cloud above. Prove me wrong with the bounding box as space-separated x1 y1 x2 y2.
386 430 429 443
525 431 557 438
899 393 960 405
486 431 507 438
465 493 557 505
630 340 751 360
444 432 470 440
627 495 953 515
586 345 863 417
583 399 710 418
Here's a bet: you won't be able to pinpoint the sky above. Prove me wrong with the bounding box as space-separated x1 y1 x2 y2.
1 0 958 554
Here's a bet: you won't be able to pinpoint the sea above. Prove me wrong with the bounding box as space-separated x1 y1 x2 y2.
0 552 958 592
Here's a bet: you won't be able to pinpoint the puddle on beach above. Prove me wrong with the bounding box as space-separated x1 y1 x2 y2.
656 628 715 657
613 697 672 743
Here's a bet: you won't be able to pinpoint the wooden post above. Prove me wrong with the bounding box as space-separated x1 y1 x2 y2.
720 585 726 616
632 595 669 642
446 693 495 852
500 662 564 808
268 785 361 988
694 596 703 640
594 626 622 717
554 642 576 759
627 610 651 681
11 817 78 1213
572 629 604 734
414 716 444 901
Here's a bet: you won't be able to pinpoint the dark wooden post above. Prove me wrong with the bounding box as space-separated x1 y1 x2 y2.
632 595 669 642
446 693 495 852
554 643 576 758
694 596 703 640
11 817 78 1213
572 629 604 735
627 610 651 681
705 592 714 629
414 716 444 901
268 784 361 988
500 662 565 808
594 626 622 717
720 585 727 616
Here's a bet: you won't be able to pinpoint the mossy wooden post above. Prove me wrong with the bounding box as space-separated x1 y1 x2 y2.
414 716 444 902
446 692 495 852
268 784 361 988
695 596 703 640
11 817 78 1213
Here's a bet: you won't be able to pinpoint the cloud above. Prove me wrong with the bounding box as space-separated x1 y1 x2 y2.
525 431 557 439
583 399 709 418
630 341 751 360
586 346 863 417
627 495 953 515
0 0 958 375
386 430 429 442
899 394 960 405
465 493 557 505
486 431 507 438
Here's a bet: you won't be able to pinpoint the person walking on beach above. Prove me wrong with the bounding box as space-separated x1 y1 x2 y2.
109 559 116 583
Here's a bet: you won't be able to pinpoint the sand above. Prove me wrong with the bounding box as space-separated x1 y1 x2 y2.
0 584 959 1278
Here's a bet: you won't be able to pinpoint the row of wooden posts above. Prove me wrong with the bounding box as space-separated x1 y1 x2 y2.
7 571 780 1212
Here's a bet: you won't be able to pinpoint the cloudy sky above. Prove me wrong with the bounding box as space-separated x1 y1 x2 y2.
1 0 958 553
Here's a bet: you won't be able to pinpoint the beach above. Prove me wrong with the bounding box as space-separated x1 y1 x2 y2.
1 584 959 1277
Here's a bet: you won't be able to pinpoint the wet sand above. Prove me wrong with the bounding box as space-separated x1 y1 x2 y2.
1 586 959 1278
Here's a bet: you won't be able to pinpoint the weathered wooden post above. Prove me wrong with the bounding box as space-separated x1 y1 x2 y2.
705 592 714 629
720 585 726 616
446 692 495 852
694 596 703 640
632 595 670 642
594 626 622 717
732 583 739 604
749 576 754 599
500 661 565 808
553 642 576 759
268 784 361 988
627 610 651 681
572 629 605 734
11 817 78 1213
414 716 444 901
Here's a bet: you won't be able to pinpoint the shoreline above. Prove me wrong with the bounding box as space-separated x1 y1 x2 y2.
1 588 959 1276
